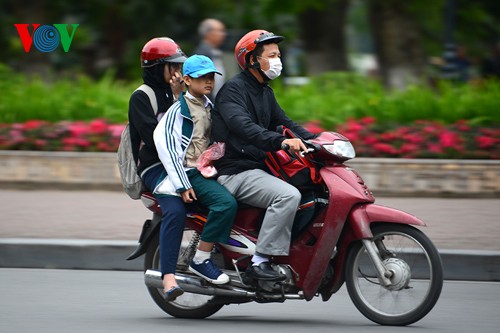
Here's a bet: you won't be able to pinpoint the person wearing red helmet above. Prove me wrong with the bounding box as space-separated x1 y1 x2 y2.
128 37 188 301
211 30 316 281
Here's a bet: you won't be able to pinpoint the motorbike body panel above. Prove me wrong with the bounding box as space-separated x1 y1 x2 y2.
185 206 262 263
275 165 375 299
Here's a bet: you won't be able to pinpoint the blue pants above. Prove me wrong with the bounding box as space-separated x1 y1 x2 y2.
142 165 185 276
143 165 237 276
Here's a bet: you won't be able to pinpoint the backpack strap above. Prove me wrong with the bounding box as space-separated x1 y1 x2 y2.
135 84 158 115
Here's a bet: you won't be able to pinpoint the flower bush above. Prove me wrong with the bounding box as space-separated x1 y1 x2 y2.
1 118 498 159
304 118 500 159
0 119 123 152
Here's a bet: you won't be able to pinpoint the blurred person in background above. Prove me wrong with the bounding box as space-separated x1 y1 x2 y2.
481 43 500 79
454 45 472 82
194 18 227 99
128 37 187 302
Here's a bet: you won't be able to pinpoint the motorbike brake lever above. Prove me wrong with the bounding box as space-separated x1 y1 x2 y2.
299 148 315 157
303 140 321 152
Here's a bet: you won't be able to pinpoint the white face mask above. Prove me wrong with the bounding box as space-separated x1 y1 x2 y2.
261 57 282 80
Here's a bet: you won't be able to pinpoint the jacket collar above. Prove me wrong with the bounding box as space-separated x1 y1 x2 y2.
185 90 213 109
178 92 191 119
242 69 268 90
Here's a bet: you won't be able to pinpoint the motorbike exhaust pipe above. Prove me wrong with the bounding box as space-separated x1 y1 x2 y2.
144 269 256 298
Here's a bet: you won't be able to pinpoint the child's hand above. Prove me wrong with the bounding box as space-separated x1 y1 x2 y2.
196 142 225 178
181 188 197 203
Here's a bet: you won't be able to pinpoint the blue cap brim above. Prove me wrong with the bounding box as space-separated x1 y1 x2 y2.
188 68 222 78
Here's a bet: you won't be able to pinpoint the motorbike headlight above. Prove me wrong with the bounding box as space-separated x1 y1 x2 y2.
323 141 356 160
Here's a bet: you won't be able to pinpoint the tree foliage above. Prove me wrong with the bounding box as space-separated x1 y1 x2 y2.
1 0 498 83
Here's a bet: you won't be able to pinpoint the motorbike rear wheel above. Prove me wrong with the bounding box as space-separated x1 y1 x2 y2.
144 228 224 319
345 223 443 326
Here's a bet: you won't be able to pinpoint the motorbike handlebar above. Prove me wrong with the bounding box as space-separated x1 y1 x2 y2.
281 140 321 156
281 143 290 151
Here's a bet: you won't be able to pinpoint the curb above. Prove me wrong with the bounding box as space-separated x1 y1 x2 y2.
2 151 500 197
1 238 499 281
0 239 142 271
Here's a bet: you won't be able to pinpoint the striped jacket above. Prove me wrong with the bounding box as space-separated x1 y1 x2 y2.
153 92 210 196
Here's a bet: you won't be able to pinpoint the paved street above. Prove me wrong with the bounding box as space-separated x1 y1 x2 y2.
1 269 499 333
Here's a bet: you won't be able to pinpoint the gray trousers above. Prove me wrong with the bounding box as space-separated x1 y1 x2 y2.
217 169 301 256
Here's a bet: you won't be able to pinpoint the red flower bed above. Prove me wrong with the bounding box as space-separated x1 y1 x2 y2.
304 118 500 159
0 118 499 159
0 119 124 152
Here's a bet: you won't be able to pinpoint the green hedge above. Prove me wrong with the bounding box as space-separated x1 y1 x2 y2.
0 64 135 124
273 73 500 128
0 64 498 127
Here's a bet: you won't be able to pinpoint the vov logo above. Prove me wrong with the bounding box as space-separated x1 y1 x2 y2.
14 24 79 53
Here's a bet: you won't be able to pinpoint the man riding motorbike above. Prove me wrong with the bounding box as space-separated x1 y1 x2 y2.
211 29 317 281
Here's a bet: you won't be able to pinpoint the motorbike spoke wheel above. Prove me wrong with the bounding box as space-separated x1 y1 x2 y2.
345 224 443 326
144 228 224 319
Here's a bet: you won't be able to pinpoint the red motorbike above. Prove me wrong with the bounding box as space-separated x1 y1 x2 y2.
127 131 443 326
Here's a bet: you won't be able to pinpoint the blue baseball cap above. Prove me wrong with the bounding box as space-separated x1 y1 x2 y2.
183 54 222 78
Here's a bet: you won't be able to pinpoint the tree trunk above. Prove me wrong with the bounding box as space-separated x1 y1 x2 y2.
368 0 425 89
298 0 350 75
100 4 127 78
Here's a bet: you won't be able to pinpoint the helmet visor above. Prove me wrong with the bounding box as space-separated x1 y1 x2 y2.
254 32 284 45
164 52 188 63
141 52 187 68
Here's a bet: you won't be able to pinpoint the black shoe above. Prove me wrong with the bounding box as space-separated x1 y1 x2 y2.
245 262 286 281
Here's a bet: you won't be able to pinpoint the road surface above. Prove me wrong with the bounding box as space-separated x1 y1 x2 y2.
0 268 499 333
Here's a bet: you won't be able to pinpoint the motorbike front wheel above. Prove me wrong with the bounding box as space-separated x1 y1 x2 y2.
144 228 224 319
345 223 443 326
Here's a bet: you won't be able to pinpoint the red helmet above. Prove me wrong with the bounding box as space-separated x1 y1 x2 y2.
140 37 187 68
234 30 284 69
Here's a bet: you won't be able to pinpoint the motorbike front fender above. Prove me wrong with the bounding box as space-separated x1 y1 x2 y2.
348 203 426 240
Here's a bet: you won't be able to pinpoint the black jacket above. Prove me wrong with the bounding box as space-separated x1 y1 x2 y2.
128 64 175 176
212 70 314 176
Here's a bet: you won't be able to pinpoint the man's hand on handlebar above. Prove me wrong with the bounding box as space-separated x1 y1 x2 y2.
281 138 308 153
